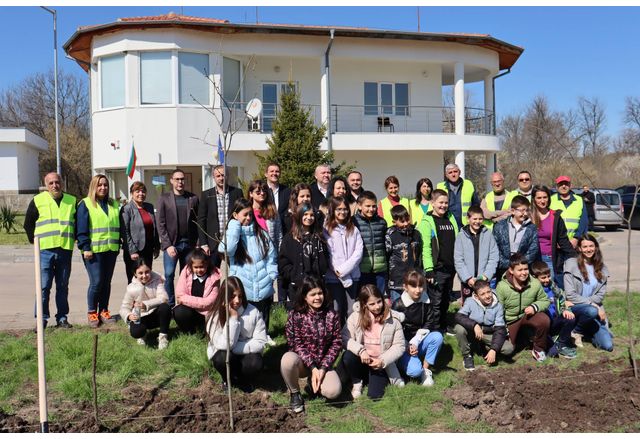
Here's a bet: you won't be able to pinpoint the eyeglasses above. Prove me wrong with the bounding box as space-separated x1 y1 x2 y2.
491 180 504 184
253 188 265 194
513 208 529 214
518 178 530 182
557 182 570 187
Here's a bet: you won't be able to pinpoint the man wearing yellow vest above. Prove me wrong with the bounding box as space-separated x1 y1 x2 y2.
24 172 76 329
436 163 480 229
481 172 516 229
550 175 588 248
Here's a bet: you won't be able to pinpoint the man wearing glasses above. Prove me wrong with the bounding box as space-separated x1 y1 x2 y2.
481 172 516 229
157 169 199 306
549 175 587 247
516 171 533 201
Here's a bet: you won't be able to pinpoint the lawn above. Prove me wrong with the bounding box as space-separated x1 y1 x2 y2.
0 292 639 432
0 214 29 245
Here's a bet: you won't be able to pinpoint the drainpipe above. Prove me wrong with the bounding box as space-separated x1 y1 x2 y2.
325 29 335 152
491 68 511 136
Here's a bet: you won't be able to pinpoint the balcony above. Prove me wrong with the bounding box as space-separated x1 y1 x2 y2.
222 103 494 136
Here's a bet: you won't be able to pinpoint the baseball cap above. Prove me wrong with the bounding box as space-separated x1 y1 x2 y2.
555 176 571 184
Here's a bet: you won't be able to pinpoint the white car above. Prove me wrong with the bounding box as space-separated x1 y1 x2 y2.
573 188 624 231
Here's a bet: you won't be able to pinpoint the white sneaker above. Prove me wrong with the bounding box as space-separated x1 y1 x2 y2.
571 331 584 348
389 377 405 387
266 335 276 346
351 381 363 399
136 337 146 346
421 369 434 387
158 333 169 350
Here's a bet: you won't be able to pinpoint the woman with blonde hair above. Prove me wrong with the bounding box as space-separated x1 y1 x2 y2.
77 174 121 327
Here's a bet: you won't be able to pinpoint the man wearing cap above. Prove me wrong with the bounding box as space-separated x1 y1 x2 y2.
549 175 588 247
23 172 76 329
436 163 480 228
515 170 533 201
481 171 517 229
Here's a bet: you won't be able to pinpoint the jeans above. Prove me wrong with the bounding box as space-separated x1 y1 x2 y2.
571 303 614 351
426 270 454 332
37 248 72 321
163 240 193 306
84 250 118 313
360 272 388 297
398 331 444 378
327 281 359 325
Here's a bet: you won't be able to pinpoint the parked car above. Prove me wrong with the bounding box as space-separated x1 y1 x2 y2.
572 188 624 231
616 185 640 229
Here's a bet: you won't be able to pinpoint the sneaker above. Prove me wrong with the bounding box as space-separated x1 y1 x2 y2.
99 310 117 324
420 368 434 386
351 381 363 399
158 333 169 350
266 335 276 346
531 349 547 362
87 312 100 328
558 346 577 359
136 337 146 346
463 355 475 371
445 326 456 337
290 392 305 413
571 331 584 348
56 318 73 329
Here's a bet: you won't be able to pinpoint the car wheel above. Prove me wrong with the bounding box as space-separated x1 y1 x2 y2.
604 225 618 231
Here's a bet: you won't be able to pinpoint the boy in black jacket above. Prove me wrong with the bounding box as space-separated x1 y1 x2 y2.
392 270 444 386
386 205 422 302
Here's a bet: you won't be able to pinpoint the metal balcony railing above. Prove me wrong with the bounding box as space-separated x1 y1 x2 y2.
222 102 322 134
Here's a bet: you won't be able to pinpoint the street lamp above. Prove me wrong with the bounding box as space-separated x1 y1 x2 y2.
40 6 61 177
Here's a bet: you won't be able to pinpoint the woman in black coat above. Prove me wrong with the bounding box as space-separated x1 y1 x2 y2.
278 202 329 306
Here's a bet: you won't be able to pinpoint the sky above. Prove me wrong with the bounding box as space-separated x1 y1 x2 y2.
1 5 639 136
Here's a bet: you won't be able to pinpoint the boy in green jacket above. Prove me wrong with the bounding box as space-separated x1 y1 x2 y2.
496 253 551 362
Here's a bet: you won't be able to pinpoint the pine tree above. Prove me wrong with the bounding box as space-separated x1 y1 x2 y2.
255 84 347 188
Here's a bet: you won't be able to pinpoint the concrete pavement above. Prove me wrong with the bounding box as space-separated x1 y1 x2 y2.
1 229 639 330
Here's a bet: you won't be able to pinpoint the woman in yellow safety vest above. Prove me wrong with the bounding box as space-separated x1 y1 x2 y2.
409 177 433 226
377 175 411 227
77 174 121 328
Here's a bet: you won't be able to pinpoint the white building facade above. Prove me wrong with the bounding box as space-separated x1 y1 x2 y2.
64 13 523 204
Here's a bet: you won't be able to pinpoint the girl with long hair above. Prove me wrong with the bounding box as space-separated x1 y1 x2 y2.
206 276 267 392
280 276 342 414
323 196 364 323
409 177 433 226
247 179 282 249
282 183 313 236
342 284 405 400
174 248 220 333
563 234 613 351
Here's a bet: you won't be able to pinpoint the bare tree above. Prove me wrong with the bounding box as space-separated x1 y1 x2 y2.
624 96 640 130
576 96 609 157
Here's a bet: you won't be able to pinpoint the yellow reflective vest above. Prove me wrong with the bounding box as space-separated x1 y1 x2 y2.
436 179 475 226
379 196 411 227
409 200 433 226
549 194 584 239
83 197 120 253
482 190 517 229
33 192 76 250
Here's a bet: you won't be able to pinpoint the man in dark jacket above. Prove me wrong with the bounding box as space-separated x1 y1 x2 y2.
580 185 596 232
265 162 291 227
157 168 199 306
197 165 243 265
310 164 331 210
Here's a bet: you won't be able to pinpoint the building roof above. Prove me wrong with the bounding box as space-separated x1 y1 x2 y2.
64 12 524 72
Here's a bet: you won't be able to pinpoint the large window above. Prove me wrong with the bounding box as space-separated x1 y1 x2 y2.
179 52 210 105
222 57 241 104
140 52 172 105
100 54 125 108
363 81 410 115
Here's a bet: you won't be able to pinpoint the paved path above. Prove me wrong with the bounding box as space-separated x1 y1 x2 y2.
1 229 639 330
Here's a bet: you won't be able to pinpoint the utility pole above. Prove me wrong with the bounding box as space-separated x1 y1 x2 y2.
40 6 61 177
256 6 259 24
417 7 420 32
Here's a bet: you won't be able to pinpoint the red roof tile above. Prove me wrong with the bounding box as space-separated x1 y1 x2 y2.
118 13 228 24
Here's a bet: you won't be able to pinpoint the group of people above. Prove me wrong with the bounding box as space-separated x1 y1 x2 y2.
24 162 613 413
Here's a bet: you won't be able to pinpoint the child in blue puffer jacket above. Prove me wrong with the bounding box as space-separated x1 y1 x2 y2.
219 198 278 335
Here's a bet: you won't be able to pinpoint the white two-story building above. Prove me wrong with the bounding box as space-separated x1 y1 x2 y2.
64 12 523 204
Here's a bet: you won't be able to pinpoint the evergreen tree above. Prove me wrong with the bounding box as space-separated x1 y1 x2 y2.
255 83 350 188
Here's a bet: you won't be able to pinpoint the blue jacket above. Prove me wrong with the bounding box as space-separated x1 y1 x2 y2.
218 219 278 302
493 217 540 270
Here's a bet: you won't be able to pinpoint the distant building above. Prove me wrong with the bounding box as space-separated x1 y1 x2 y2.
64 13 523 204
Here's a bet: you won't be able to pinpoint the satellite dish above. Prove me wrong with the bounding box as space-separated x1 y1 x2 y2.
246 98 263 119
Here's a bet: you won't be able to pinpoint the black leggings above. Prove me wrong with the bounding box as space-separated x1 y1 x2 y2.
342 350 389 400
211 351 263 383
173 304 205 334
129 303 171 339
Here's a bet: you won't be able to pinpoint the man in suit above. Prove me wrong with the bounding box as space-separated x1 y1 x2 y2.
197 165 243 263
265 162 291 227
157 168 199 306
310 164 331 210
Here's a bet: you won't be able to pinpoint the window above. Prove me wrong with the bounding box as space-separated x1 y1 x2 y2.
262 82 297 132
100 54 125 108
140 52 172 105
363 82 410 116
179 52 210 105
222 57 241 104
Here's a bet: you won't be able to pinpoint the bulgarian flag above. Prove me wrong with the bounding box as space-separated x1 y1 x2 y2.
126 141 137 178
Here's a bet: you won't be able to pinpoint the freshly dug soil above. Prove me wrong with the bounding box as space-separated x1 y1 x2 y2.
447 358 640 432
0 380 308 433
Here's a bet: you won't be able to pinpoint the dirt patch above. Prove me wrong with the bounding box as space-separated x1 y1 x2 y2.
0 380 307 433
447 358 640 432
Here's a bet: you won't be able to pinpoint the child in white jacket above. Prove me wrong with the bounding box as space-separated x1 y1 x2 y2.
206 276 267 392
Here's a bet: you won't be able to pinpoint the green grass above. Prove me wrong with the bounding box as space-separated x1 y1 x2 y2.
1 291 639 431
0 214 28 245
